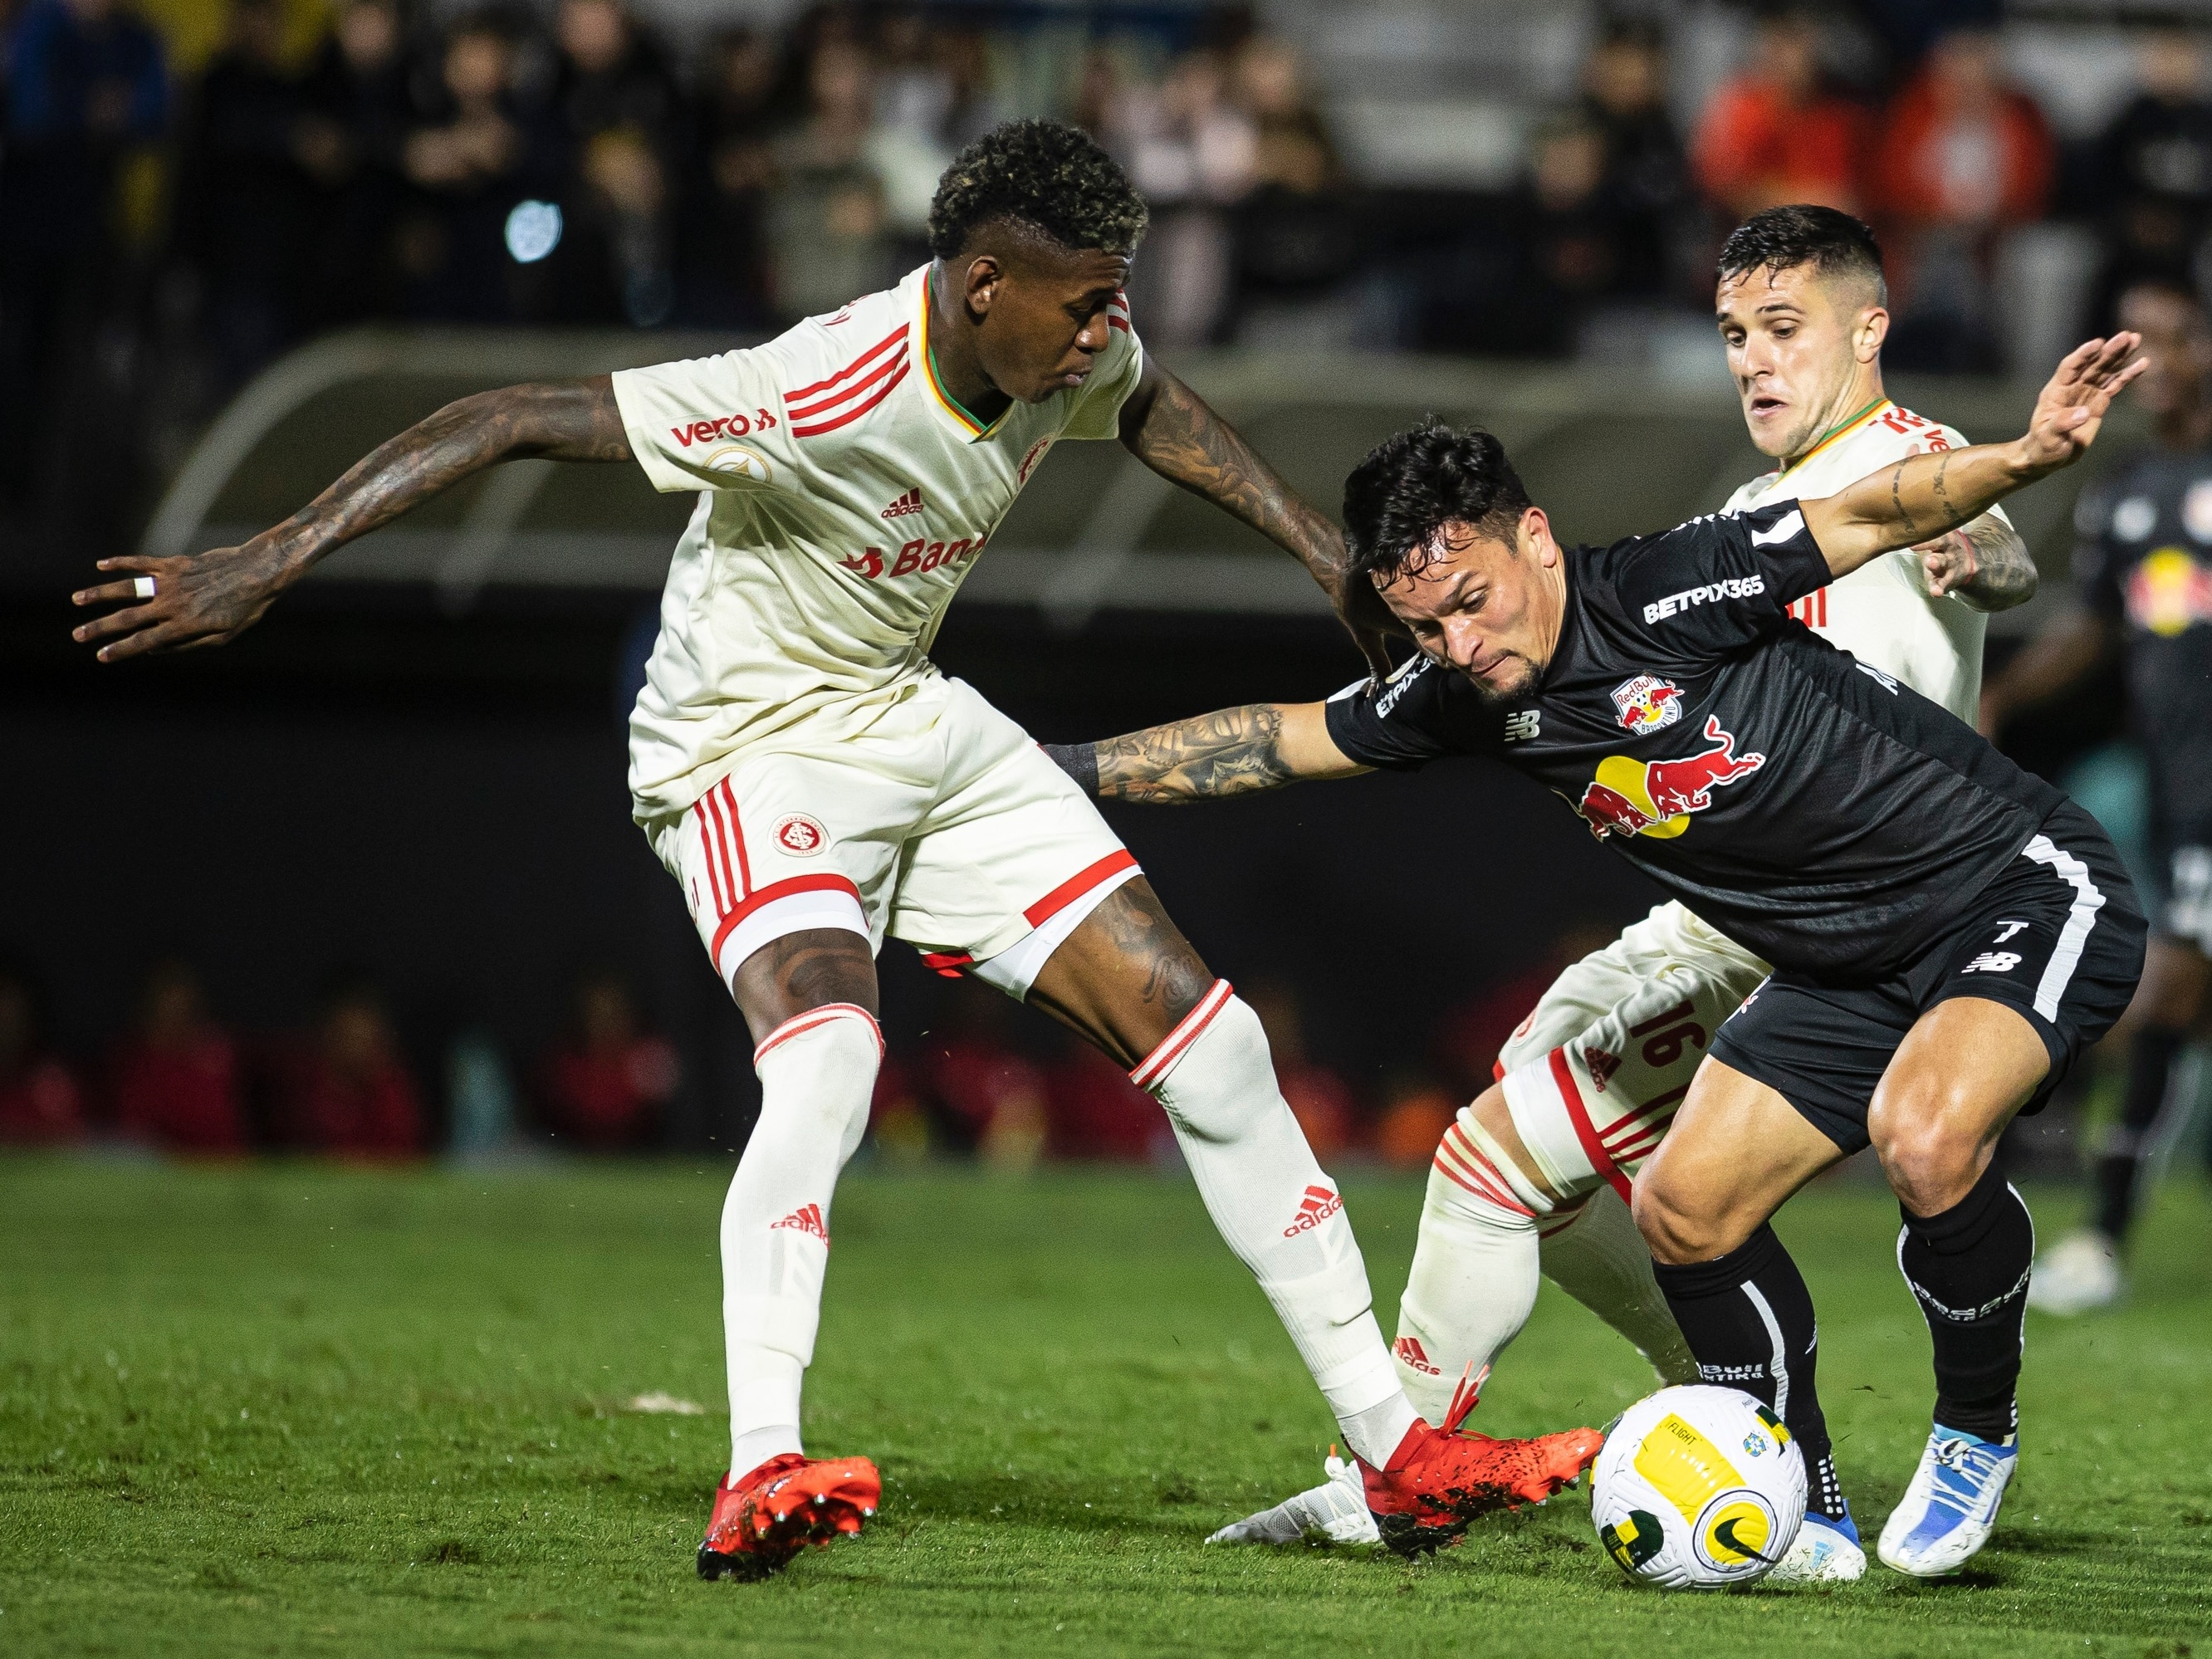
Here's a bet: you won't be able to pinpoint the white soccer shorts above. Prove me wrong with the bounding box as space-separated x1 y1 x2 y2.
1471 901 1769 1206
647 674 1138 1000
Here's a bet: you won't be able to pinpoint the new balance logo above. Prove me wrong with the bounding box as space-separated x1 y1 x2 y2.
1960 952 2023 975
880 487 924 520
1394 1335 1441 1376
771 1203 830 1244
1283 1184 1343 1237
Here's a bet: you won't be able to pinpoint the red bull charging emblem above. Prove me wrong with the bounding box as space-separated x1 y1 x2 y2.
1575 715 1766 840
1611 674 1684 734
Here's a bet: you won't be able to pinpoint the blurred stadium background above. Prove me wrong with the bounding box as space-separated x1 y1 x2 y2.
1 0 2202 1182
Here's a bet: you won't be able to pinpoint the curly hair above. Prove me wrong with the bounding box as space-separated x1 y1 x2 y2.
1718 205 1886 305
1342 423 1533 588
927 119 1148 261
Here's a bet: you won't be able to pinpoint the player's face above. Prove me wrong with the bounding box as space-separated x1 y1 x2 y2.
1373 510 1563 701
2116 286 2212 418
973 244 1132 404
1716 263 1886 460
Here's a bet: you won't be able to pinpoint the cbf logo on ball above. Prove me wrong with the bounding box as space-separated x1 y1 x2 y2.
1612 673 1684 734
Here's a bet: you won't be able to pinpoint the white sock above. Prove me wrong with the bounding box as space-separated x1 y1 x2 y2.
1134 983 1415 1466
722 1003 881 1478
1398 1115 1554 1422
1538 1184 1699 1385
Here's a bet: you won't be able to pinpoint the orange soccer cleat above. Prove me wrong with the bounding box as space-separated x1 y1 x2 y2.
696 1452 883 1581
1359 1367 1605 1556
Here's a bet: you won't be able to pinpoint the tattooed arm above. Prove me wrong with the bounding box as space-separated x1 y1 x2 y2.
1055 700 1368 804
1803 335 2143 580
1118 361 1397 678
1914 511 2038 611
73 377 631 661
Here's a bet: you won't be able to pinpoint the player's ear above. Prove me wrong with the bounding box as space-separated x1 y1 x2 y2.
961 253 1006 319
1856 304 1891 364
1522 505 1558 565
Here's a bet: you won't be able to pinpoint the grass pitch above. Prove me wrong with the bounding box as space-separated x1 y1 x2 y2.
1 1157 2207 1658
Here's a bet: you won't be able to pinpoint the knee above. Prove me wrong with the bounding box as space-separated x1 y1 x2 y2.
751 1006 883 1138
1630 1177 1732 1266
1148 995 1275 1142
1869 1089 1985 1214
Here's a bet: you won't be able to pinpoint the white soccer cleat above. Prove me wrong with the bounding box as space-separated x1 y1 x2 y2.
1877 1430 2017 1578
1206 1451 1380 1546
2027 1229 2121 1316
1766 1506 1867 1583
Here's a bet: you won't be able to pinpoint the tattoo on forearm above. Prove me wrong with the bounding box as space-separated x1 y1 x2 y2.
1957 514 2038 609
1889 462 1921 535
1094 705 1291 802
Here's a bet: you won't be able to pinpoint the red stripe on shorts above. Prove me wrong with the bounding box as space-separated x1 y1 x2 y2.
1024 849 1138 928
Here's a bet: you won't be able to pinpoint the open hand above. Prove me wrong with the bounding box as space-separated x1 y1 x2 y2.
71 538 296 662
2020 334 2149 475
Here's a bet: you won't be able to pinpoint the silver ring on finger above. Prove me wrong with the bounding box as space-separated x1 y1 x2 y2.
133 576 157 599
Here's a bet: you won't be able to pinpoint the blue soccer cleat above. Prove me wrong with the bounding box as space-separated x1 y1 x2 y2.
1876 1429 2017 1577
1769 1501 1866 1583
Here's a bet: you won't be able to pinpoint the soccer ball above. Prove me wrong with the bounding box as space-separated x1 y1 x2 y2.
1590 1385 1806 1588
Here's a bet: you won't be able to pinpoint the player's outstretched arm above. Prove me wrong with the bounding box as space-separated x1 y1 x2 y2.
72 377 631 662
1802 334 2146 581
1117 362 1396 678
1045 701 1368 803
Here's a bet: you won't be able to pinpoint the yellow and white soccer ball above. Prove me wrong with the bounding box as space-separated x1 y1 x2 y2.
1591 1385 1806 1588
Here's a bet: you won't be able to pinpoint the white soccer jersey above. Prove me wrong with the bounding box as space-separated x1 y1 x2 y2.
1725 399 2006 724
613 264 1142 821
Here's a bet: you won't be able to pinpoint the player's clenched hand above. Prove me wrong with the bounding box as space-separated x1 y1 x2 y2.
2018 333 2149 476
1916 529 1979 598
71 537 296 662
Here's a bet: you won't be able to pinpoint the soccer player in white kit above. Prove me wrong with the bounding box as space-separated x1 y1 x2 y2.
1198 207 2040 1577
71 120 1603 1577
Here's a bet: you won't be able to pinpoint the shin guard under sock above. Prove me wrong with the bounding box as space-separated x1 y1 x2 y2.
1652 1224 1843 1519
1898 1159 2033 1441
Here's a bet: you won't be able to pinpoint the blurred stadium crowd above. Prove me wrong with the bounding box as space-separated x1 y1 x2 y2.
12 1 2212 524
0 942 1627 1165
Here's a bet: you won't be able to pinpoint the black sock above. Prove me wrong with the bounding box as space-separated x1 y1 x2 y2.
2092 1030 2184 1245
1652 1224 1844 1520
1898 1160 2033 1441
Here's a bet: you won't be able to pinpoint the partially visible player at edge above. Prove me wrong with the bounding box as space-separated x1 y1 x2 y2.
1050 336 2146 1579
1984 278 2212 1314
70 120 1602 1578
1194 206 2039 1583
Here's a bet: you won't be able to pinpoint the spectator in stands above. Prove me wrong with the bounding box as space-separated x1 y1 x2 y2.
678 25 778 328
551 0 684 325
170 0 328 394
1578 17 1690 299
1692 11 1867 219
301 0 413 328
0 0 167 509
273 977 424 1157
396 10 562 322
765 37 896 321
111 960 247 1153
1112 47 1257 347
2087 28 2212 333
1227 36 1359 332
1245 979 1358 1161
0 967 86 1146
536 969 678 1150
917 982 1049 1171
1872 27 2053 374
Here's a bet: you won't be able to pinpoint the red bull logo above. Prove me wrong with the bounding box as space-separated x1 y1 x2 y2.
1611 673 1685 734
1575 716 1766 840
2125 547 2212 638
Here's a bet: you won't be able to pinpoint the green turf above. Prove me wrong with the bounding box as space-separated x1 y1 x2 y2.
1 1157 2207 1657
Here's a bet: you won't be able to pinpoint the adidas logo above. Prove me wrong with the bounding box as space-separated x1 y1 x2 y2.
1282 1183 1343 1237
879 487 924 520
1394 1336 1441 1376
771 1202 830 1244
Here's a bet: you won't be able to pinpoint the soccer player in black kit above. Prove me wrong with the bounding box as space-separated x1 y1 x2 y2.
1048 335 2149 1576
1985 280 2212 1315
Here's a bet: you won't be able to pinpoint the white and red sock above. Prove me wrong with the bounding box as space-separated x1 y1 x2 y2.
720 1002 881 1479
1133 982 1416 1466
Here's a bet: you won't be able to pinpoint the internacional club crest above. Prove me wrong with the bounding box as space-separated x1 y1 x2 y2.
774 815 828 855
1612 673 1685 734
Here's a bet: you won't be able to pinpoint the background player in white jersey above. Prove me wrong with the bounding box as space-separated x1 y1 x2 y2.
1192 207 2039 1577
70 120 1600 1578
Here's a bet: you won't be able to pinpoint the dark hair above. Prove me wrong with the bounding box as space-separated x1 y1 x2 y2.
1717 204 1886 303
927 119 1148 262
1343 423 1534 588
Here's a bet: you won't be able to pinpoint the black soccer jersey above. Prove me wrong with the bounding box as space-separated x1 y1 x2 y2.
2073 449 2212 837
1326 500 2065 981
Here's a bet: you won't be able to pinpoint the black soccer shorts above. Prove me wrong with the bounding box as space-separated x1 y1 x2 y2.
1707 800 2147 1154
